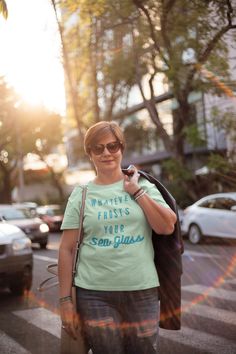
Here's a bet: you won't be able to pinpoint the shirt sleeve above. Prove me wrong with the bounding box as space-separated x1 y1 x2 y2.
139 178 170 208
60 186 83 230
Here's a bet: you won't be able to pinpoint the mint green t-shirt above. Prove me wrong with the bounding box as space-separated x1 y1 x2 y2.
61 177 170 291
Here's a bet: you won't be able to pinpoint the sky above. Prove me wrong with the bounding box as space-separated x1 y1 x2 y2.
0 0 66 115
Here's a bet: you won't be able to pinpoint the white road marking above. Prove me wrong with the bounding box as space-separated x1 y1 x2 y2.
5 276 236 354
33 255 58 262
182 300 236 326
224 278 236 285
0 329 31 354
13 308 61 339
47 244 59 251
184 250 222 258
160 326 236 353
182 284 236 302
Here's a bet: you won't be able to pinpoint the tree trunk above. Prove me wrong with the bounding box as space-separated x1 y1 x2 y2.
37 153 65 203
51 0 83 140
144 98 174 153
0 167 12 203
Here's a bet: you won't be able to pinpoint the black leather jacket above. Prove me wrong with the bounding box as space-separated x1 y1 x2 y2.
139 171 184 330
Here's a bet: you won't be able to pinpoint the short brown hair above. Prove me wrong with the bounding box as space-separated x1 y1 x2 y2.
84 121 125 155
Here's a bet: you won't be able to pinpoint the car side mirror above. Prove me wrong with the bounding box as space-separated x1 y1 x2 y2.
230 205 236 212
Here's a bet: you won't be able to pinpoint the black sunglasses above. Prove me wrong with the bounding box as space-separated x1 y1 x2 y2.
89 141 123 155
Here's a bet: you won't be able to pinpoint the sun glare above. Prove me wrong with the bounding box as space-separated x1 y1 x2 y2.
0 0 66 115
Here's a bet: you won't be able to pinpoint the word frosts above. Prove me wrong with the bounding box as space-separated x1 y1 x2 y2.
97 208 130 220
89 234 144 249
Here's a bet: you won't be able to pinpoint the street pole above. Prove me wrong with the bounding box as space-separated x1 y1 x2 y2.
16 117 25 203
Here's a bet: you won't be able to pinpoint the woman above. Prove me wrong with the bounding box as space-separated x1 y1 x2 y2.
58 121 177 354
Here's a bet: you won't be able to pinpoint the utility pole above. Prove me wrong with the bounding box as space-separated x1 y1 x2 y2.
16 115 25 203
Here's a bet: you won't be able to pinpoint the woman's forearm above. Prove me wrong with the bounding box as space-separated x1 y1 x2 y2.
58 247 74 298
136 193 177 235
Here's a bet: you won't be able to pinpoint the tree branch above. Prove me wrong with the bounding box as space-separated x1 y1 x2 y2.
185 14 236 94
132 0 169 68
50 0 83 138
160 0 176 57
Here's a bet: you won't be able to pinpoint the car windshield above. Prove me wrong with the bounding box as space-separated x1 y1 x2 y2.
0 207 33 220
47 208 63 216
38 207 63 216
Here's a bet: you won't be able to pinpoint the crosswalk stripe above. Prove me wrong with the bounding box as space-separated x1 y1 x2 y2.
160 326 236 353
182 284 236 301
13 308 61 339
182 300 236 325
33 255 58 262
225 278 236 285
184 250 222 258
47 244 60 251
0 329 31 354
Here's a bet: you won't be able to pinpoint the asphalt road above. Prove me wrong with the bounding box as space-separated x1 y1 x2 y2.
0 233 236 354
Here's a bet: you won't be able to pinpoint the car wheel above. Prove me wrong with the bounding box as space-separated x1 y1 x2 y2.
9 266 32 296
188 224 202 244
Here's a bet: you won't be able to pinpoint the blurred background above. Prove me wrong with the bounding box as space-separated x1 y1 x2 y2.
1 2 236 354
0 0 236 209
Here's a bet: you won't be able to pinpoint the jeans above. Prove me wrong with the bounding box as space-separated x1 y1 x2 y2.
76 287 159 354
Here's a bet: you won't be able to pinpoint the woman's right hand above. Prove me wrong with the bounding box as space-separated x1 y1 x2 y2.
60 301 79 340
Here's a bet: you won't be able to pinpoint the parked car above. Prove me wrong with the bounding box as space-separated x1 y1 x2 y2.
17 202 38 217
0 222 33 295
0 204 49 249
181 192 236 244
177 206 184 227
36 204 64 232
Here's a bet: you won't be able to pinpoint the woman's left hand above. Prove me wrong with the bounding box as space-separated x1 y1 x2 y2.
123 165 140 196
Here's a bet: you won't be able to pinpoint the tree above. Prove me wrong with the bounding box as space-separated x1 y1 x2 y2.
0 77 64 202
55 0 236 201
57 0 236 153
0 77 18 202
131 0 236 162
51 0 137 132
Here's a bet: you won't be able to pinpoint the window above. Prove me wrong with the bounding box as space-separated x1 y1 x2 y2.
199 198 236 210
213 198 236 210
198 199 216 208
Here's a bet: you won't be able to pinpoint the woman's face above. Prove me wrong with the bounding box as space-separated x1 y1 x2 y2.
90 132 123 174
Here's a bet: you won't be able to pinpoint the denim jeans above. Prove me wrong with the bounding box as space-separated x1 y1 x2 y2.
76 287 159 354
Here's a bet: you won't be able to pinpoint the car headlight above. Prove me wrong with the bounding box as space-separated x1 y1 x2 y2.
12 237 32 253
39 223 49 233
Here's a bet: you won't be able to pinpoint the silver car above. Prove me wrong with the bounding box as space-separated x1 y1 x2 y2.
0 204 49 249
0 222 33 295
181 192 236 244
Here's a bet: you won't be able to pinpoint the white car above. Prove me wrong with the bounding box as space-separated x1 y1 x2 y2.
181 192 236 244
0 222 33 295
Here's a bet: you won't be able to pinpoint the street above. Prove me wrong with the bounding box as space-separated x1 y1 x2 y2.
0 233 236 354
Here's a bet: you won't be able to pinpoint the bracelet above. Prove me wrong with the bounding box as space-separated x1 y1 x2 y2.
135 190 146 201
133 187 143 198
59 295 72 304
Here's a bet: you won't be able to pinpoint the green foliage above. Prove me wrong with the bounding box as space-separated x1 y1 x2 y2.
207 154 233 174
59 0 235 133
162 158 192 182
57 0 236 192
0 77 63 201
184 123 206 148
122 115 159 154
